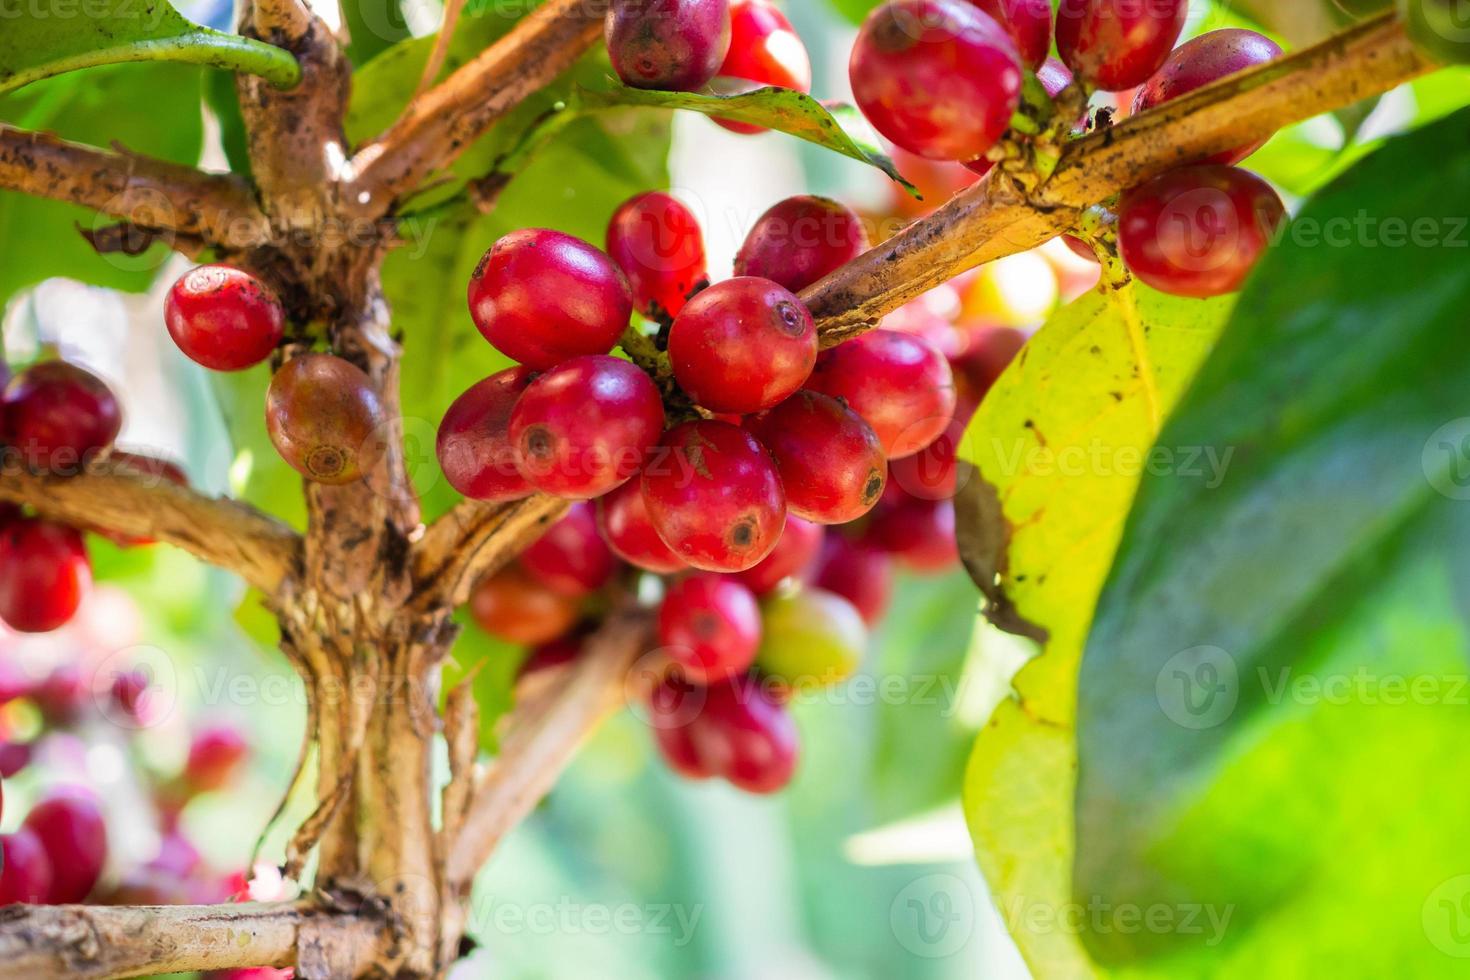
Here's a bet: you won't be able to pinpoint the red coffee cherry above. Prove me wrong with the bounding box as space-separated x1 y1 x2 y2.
850 0 1023 162
468 229 633 370
265 354 386 486
32 665 88 726
1133 29 1284 165
0 828 54 905
0 518 90 634
1055 0 1190 92
641 420 786 572
164 265 286 372
648 674 716 780
888 409 968 501
746 391 887 524
595 478 687 574
732 514 822 594
606 192 708 319
714 0 813 134
952 326 1025 403
668 277 816 414
1119 165 1286 298
521 502 618 597
658 574 762 683
865 485 960 573
436 366 537 503
733 196 870 293
963 57 1074 176
809 532 894 625
806 329 956 459
24 785 107 903
1 361 122 471
470 564 582 645
607 0 732 92
184 725 249 792
700 672 799 793
968 0 1052 69
510 355 664 499
518 634 584 682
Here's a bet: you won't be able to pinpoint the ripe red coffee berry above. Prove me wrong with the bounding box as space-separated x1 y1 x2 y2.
518 634 584 682
809 532 893 625
850 0 1023 162
1055 0 1189 92
732 514 822 594
658 574 762 683
266 354 386 485
701 672 799 793
1133 29 1283 165
713 0 812 133
865 486 960 573
164 265 285 371
1 361 121 471
0 518 90 633
468 229 633 370
24 786 107 903
510 355 664 499
1119 165 1286 298
806 329 956 459
668 277 816 414
436 367 536 502
470 565 583 645
606 192 708 319
734 196 870 293
596 478 687 574
888 410 967 501
968 0 1052 69
607 0 732 91
642 420 786 572
746 391 886 524
648 675 716 780
522 502 618 597
963 57 1074 176
0 828 54 905
32 665 88 726
185 725 249 792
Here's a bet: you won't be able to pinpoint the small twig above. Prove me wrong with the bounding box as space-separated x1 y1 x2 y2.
411 494 569 610
413 0 469 99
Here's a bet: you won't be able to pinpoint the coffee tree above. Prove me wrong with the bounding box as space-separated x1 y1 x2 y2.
0 0 1465 976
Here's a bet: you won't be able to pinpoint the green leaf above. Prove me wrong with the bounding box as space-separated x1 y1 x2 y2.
955 284 1234 976
576 85 917 194
1074 106 1470 973
0 0 299 96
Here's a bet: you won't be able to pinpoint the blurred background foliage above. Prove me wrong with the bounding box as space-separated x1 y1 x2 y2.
2 0 1469 977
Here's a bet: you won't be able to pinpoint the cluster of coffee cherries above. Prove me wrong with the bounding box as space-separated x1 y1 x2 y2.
443 188 974 792
0 357 191 634
848 0 1288 298
0 650 252 917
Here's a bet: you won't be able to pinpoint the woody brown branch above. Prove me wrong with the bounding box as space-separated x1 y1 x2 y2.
412 493 570 611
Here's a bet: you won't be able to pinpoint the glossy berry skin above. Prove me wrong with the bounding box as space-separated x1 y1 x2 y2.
185 725 249 792
734 196 870 294
607 0 732 91
1119 165 1286 298
1 361 121 471
436 367 536 502
865 486 960 572
510 355 664 499
963 57 1073 175
0 829 54 905
0 518 90 633
1055 0 1189 92
850 0 1023 162
888 410 966 501
470 564 581 645
642 420 786 572
806 329 956 459
164 265 285 371
757 587 867 692
1133 30 1283 165
808 532 893 625
713 0 812 134
266 354 386 485
732 514 822 594
468 229 634 370
521 502 618 597
596 478 687 574
746 391 886 524
658 575 762 683
606 192 708 318
24 786 107 903
651 672 798 792
668 277 816 414
969 0 1052 69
